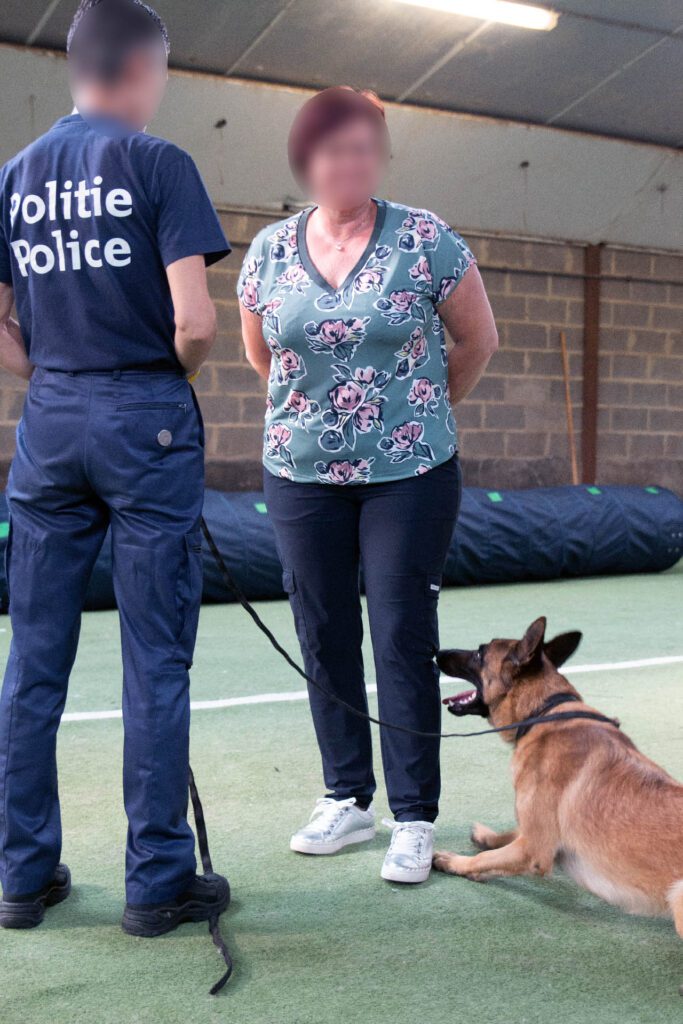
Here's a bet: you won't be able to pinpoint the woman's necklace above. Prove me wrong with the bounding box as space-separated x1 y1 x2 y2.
319 203 375 252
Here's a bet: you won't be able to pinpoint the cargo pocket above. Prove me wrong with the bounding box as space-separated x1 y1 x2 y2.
281 568 310 655
176 530 203 665
423 573 443 657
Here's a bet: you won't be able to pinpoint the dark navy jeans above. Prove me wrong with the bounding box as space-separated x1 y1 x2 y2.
0 369 204 903
264 456 461 823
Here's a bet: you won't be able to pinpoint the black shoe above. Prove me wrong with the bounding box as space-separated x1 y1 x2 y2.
0 864 72 930
122 873 230 938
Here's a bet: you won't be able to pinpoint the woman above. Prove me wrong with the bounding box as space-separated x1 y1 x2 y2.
238 87 498 884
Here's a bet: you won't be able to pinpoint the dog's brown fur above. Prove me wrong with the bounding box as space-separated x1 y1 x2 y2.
433 617 683 935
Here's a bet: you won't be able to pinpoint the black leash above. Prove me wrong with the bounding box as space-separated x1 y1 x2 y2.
188 768 234 995
199 517 621 742
190 516 620 994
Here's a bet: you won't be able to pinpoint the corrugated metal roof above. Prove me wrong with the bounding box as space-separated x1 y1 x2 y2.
2 0 681 147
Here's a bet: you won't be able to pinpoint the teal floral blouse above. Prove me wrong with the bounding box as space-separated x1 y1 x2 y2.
237 198 476 485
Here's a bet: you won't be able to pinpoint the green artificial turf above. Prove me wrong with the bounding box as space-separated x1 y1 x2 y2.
1 562 682 1024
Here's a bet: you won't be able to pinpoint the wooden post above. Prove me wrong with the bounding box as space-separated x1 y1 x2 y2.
581 244 602 484
559 331 580 485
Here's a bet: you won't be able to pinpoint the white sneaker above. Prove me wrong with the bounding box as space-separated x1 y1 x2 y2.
381 819 434 883
290 798 376 855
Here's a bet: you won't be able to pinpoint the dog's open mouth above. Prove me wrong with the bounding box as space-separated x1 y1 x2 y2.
442 689 488 718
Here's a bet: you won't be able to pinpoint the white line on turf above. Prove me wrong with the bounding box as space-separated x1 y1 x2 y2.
61 654 683 723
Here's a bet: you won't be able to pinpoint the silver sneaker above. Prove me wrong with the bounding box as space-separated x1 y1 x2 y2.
381 819 434 883
290 797 376 855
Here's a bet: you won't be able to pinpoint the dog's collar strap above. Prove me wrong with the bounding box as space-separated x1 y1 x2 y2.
514 692 619 742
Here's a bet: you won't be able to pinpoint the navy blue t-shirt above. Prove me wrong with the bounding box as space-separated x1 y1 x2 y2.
0 113 231 371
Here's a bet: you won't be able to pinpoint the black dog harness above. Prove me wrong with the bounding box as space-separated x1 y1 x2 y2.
514 691 620 742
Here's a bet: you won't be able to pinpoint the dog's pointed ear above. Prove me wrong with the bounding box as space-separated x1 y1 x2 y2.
511 617 547 671
544 630 582 668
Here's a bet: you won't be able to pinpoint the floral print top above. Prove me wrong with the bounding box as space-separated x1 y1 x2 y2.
237 198 476 485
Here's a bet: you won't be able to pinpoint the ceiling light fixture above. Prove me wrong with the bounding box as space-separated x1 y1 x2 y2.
393 0 559 32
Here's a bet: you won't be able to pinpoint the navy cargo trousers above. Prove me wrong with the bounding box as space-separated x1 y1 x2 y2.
264 455 461 823
0 368 204 904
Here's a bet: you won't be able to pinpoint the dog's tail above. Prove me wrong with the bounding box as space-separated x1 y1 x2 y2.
666 879 683 938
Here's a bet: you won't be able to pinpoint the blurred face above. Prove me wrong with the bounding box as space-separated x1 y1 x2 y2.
305 118 388 211
115 46 168 129
72 44 168 131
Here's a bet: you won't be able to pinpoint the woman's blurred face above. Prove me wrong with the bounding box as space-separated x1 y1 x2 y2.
305 118 387 211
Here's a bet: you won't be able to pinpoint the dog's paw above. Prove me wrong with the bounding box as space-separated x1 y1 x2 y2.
470 823 497 850
433 852 484 882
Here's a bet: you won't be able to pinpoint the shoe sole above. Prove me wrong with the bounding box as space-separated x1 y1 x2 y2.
380 864 432 884
0 866 72 929
290 825 377 855
122 878 230 938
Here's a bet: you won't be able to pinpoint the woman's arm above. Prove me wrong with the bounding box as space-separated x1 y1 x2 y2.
0 283 33 381
438 266 498 405
240 305 272 381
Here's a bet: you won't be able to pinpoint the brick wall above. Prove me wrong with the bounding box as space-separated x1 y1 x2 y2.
0 209 681 493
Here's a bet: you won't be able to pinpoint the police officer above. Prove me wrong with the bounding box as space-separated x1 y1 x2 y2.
0 0 231 936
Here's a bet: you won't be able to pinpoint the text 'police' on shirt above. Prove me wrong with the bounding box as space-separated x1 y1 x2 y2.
9 177 133 277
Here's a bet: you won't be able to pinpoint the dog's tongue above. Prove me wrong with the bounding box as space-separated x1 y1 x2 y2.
443 689 478 708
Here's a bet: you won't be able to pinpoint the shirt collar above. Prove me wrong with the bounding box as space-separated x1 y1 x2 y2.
51 110 140 138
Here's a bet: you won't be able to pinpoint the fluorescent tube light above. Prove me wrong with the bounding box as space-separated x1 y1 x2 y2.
393 0 559 31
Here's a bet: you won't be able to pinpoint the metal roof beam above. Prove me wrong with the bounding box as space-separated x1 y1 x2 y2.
545 23 683 126
225 0 299 76
26 0 64 46
397 20 492 102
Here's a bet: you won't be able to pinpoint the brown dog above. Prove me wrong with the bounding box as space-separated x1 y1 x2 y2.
433 617 683 936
